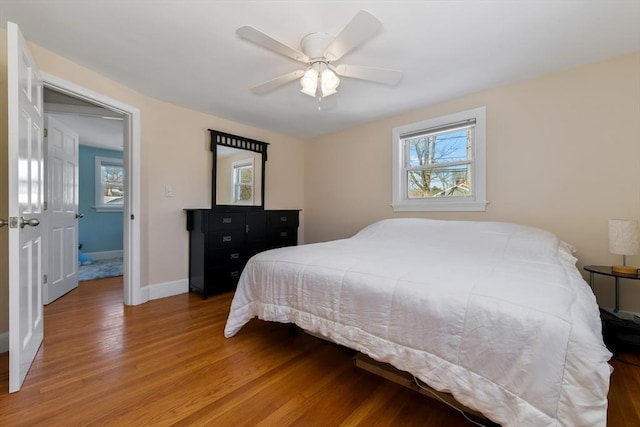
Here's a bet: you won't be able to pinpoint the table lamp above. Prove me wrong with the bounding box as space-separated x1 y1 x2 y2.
609 219 639 275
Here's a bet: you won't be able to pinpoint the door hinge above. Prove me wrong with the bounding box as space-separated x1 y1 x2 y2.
44 128 48 138
131 214 134 220
43 275 48 284
43 201 48 211
9 217 18 229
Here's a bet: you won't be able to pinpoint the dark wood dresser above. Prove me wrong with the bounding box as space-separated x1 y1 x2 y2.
186 208 299 298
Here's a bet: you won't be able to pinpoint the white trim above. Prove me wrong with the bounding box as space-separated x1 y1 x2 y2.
147 279 189 301
0 331 8 354
392 200 489 212
42 72 143 306
392 106 488 212
43 102 123 119
94 206 124 213
84 250 123 261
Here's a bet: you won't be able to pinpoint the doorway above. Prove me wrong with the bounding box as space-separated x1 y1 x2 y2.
45 88 125 292
42 73 142 306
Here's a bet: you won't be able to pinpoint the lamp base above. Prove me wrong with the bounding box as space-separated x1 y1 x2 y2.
612 265 638 275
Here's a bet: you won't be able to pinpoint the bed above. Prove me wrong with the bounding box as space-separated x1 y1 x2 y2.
224 218 612 426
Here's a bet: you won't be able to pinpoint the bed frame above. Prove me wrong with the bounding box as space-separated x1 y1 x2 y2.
303 327 494 423
353 353 497 425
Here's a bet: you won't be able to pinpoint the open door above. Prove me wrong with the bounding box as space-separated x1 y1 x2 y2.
7 21 45 393
44 115 79 304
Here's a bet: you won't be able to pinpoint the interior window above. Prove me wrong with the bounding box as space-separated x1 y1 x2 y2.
95 156 124 211
392 107 487 212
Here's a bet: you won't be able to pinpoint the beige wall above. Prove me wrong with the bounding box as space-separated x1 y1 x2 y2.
0 30 305 336
305 52 640 314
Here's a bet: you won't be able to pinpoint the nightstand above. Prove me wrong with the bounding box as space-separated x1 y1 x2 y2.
584 265 640 313
584 265 640 351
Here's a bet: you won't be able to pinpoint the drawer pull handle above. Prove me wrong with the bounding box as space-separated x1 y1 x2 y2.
222 217 232 224
280 231 288 237
230 271 239 277
230 253 239 260
280 216 288 222
222 236 232 242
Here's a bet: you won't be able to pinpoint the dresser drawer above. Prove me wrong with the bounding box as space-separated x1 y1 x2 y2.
268 227 297 247
208 212 245 231
208 266 244 292
207 248 246 267
208 230 245 249
268 211 299 228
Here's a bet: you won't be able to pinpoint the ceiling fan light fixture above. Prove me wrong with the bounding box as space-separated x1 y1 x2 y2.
300 67 318 97
320 67 340 93
320 87 337 97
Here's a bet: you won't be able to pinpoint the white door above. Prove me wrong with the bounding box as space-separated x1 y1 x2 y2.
7 22 45 393
44 115 79 304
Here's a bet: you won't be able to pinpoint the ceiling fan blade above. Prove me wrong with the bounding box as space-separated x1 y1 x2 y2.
324 10 382 61
334 64 403 85
250 70 305 95
237 26 309 63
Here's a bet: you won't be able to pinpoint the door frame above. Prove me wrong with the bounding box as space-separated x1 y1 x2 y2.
41 72 142 305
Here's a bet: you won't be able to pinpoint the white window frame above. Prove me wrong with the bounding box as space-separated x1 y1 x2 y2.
94 156 124 212
392 106 487 212
231 158 254 205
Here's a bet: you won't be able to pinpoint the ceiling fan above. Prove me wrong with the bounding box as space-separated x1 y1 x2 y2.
236 10 403 101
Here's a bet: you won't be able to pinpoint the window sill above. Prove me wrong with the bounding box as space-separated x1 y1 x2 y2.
94 206 124 213
391 200 488 212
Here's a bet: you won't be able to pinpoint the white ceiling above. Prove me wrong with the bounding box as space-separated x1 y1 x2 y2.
44 89 124 150
49 114 124 151
3 1 639 140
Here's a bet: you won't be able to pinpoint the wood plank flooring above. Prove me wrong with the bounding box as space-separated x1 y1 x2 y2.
0 276 638 426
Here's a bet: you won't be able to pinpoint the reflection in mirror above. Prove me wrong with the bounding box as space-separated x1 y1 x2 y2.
210 129 268 209
216 146 263 206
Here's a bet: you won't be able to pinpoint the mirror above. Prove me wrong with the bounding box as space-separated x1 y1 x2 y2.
216 146 263 206
210 130 268 209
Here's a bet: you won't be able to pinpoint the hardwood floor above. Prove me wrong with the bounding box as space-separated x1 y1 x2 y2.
1 277 639 426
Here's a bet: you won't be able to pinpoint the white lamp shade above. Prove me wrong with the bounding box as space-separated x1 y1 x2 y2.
321 68 340 92
609 219 639 255
320 87 337 97
300 68 318 97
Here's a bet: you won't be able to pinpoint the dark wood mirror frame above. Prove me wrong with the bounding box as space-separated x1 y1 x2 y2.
209 129 268 211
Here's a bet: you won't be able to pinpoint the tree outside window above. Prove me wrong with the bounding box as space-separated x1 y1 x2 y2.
406 127 472 198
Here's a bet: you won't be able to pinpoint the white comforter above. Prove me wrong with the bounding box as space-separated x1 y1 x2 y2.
224 218 612 426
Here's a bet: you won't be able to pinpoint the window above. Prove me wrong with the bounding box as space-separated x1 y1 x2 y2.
392 106 487 212
232 158 254 204
95 156 124 211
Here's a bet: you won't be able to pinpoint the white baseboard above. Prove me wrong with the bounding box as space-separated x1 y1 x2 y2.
84 250 123 261
147 279 189 301
0 331 8 353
